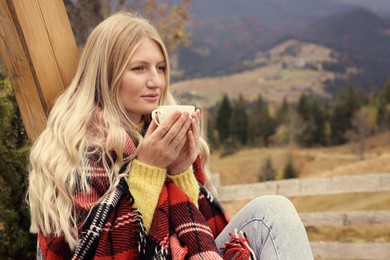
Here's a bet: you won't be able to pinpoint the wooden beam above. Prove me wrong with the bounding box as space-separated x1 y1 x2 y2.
0 0 79 143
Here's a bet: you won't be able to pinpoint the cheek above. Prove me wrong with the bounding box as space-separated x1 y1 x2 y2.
160 76 167 93
119 78 135 109
120 75 139 96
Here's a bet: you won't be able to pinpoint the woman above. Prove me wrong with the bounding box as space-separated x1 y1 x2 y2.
28 12 313 259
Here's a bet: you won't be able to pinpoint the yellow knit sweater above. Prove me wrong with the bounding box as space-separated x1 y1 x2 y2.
127 159 200 231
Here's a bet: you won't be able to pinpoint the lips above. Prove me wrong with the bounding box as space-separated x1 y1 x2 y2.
142 93 159 101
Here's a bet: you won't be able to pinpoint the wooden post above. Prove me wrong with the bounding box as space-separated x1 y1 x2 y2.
0 0 79 143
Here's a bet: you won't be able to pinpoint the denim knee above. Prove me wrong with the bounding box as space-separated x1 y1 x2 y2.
246 195 298 218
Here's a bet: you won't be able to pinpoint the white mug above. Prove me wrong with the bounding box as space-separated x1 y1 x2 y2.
151 105 195 125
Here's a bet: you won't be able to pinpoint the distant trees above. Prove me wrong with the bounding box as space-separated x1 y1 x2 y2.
329 86 365 144
209 81 390 153
296 94 327 146
65 0 192 53
214 93 277 150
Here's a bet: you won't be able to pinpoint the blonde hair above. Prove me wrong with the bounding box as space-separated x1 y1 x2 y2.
28 12 213 250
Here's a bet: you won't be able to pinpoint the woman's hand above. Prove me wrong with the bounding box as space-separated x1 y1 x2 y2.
167 109 201 175
136 111 192 169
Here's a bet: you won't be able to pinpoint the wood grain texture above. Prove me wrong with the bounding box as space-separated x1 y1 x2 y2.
0 0 79 143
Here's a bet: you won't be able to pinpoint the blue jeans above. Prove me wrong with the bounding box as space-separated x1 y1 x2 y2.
215 195 313 260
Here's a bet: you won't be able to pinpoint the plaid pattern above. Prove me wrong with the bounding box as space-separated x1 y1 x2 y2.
37 136 230 259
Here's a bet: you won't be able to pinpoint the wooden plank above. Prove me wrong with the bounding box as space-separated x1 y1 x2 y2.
300 210 390 226
217 173 390 202
13 0 79 108
311 242 390 260
0 0 79 143
0 0 47 140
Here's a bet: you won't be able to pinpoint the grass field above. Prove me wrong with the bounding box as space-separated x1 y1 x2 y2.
209 131 390 243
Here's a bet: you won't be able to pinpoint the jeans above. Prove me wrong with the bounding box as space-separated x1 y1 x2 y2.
215 195 313 260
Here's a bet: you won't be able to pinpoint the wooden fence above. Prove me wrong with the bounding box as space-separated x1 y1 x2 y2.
214 173 390 260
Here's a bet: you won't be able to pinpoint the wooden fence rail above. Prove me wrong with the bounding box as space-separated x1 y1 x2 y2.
215 173 390 202
310 242 390 260
214 173 390 260
300 210 390 226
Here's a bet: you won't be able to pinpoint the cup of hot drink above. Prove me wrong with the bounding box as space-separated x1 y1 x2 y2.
151 105 195 125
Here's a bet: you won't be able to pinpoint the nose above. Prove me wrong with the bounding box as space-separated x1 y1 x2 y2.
146 69 164 88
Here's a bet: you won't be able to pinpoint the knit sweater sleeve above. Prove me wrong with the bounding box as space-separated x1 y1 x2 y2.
168 166 200 208
127 159 166 231
127 160 201 231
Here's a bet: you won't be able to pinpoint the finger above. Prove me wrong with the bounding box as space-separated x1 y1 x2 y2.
174 133 189 152
191 109 200 122
152 111 182 139
186 129 196 152
194 109 201 133
191 116 200 140
190 120 200 153
145 117 159 137
167 114 192 147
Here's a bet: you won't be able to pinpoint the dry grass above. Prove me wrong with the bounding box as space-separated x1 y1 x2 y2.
210 132 390 242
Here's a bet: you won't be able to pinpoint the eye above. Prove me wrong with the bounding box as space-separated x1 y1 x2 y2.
157 65 166 72
131 66 144 71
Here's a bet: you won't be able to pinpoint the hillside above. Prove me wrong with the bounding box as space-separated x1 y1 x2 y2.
300 8 390 61
172 39 357 108
298 8 390 94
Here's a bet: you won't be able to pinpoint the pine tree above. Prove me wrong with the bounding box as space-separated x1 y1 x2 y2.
260 156 276 182
329 85 365 145
297 94 310 121
276 96 289 125
296 95 327 146
249 94 275 146
0 76 35 259
229 94 248 145
216 95 232 143
296 94 311 146
282 155 299 179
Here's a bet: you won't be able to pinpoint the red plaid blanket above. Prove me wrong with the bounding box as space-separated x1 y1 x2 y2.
37 138 230 259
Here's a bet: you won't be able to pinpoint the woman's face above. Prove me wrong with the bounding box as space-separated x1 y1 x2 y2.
119 38 166 123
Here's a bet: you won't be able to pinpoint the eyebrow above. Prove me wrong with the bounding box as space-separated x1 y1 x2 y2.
129 59 166 65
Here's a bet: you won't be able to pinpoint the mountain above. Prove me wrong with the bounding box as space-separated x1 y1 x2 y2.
174 1 390 94
300 8 390 60
334 0 390 17
190 0 352 21
297 8 390 93
176 0 356 80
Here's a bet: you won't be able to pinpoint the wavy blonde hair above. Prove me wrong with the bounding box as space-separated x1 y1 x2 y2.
28 12 214 250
